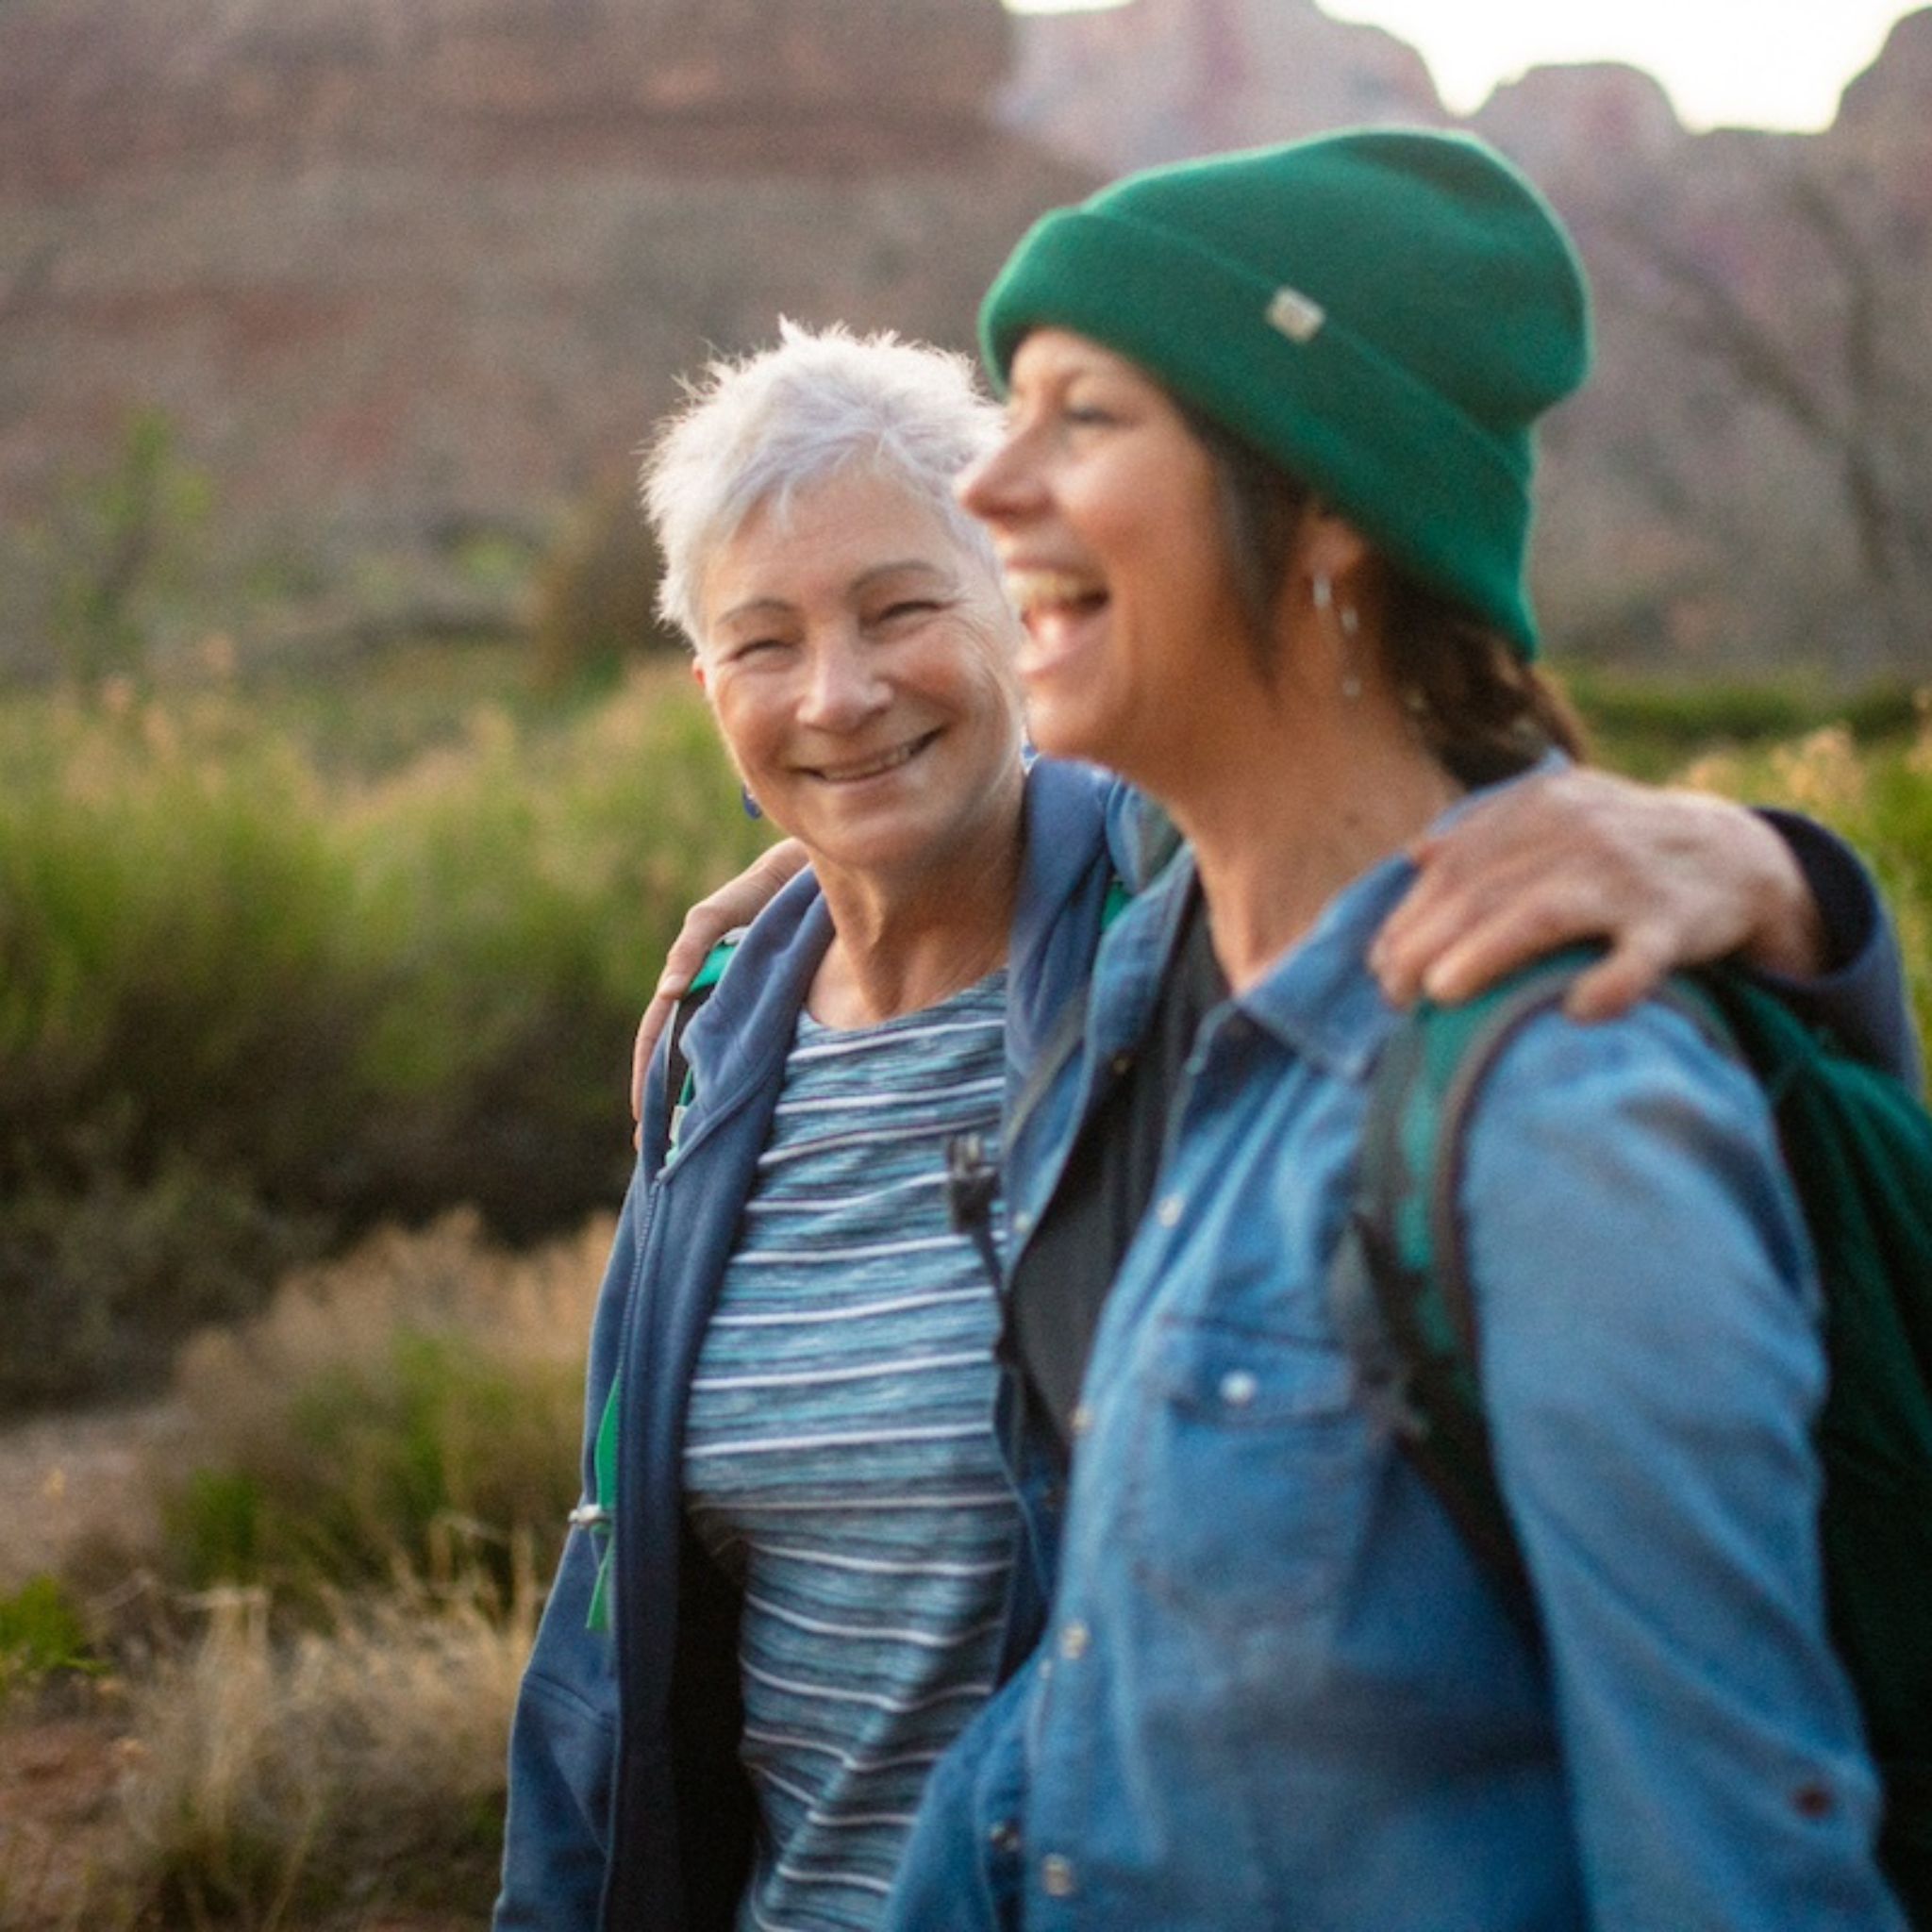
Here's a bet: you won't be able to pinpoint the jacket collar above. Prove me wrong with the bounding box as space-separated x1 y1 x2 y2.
675 869 831 1144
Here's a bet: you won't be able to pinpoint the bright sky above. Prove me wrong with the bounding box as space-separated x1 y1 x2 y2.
1002 0 1919 132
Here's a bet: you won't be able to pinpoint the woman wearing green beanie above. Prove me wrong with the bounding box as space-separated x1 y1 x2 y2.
877 129 1907 1930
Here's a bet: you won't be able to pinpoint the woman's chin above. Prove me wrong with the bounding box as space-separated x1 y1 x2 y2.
1023 694 1115 771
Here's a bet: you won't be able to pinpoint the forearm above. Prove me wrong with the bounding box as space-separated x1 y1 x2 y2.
1747 808 1922 1093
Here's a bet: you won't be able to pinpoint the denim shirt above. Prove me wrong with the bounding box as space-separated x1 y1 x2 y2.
883 778 1907 1932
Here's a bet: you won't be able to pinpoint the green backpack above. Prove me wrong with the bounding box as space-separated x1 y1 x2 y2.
1333 950 1932 1923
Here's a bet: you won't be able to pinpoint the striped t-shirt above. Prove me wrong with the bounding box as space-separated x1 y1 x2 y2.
682 971 1016 1932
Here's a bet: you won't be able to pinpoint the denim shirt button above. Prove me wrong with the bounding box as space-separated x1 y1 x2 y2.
989 1819 1022 1855
1041 1854 1078 1898
1059 1620 1091 1660
1156 1191 1185 1227
1070 1401 1094 1439
1014 1208 1034 1234
1220 1368 1259 1408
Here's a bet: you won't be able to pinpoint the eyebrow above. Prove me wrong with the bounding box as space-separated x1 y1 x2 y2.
712 558 952 631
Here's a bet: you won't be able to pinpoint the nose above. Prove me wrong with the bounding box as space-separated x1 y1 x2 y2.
957 425 1041 529
798 629 888 732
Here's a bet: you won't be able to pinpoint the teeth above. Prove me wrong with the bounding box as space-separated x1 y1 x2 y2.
1005 568 1101 615
813 740 922 783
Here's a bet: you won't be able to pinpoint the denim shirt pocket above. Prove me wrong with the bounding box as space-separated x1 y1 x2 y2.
1126 1314 1370 1641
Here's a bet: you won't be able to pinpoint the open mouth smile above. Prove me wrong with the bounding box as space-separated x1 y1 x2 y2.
1004 567 1108 625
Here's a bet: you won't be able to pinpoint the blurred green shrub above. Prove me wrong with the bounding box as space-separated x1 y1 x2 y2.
0 671 765 1411
1565 668 1924 778
0 1158 322 1411
38 408 213 687
161 1330 581 1603
529 473 683 688
153 1210 603 1606
0 1574 97 1697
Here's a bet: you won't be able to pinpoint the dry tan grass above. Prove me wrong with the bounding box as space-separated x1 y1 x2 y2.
97 1569 538 1928
1 1208 616 1926
170 1206 611 1435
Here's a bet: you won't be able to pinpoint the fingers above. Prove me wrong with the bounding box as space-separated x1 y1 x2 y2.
1373 763 1829 1020
661 908 730 994
1374 825 1577 1006
1563 928 1676 1021
1378 887 1598 1008
722 840 809 926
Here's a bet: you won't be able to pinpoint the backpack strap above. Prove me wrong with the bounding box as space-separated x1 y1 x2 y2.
947 872 1135 1294
1332 945 1734 1622
659 933 742 1168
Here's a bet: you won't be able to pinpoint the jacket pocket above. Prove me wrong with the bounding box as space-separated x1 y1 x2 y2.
1125 1314 1370 1636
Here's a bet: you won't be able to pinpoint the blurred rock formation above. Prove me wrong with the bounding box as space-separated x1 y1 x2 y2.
3 0 1928 678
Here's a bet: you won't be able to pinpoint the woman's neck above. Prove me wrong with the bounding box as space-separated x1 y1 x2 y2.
807 807 1024 1029
1163 681 1460 994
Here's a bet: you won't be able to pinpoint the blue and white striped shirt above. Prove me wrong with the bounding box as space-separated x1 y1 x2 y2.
683 972 1015 1932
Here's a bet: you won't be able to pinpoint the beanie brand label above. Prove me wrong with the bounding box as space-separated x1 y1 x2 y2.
1266 287 1326 344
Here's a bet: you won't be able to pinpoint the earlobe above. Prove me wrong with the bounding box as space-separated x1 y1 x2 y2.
1299 507 1374 587
691 658 708 693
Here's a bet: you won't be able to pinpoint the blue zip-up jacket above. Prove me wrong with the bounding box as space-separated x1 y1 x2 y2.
492 758 1123 1932
881 772 1917 1932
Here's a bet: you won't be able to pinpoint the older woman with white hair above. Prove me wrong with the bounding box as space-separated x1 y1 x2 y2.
494 320 1908 1932
495 324 1117 1932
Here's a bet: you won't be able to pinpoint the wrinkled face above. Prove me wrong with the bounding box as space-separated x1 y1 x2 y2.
958 328 1255 794
695 465 1026 887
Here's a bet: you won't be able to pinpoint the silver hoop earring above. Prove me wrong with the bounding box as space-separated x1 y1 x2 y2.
1313 571 1363 700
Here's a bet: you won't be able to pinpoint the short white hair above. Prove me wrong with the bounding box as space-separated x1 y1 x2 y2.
641 321 1006 647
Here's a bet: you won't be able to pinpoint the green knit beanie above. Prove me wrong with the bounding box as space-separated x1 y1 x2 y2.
979 128 1591 657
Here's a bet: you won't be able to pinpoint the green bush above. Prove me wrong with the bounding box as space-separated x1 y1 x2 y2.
0 1574 97 1697
0 1158 324 1411
162 1327 582 1605
0 671 766 1411
529 473 683 689
1564 668 1924 778
39 408 212 687
148 1211 606 1607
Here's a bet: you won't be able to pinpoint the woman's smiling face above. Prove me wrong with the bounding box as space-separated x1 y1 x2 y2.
695 463 1026 889
958 328 1257 795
